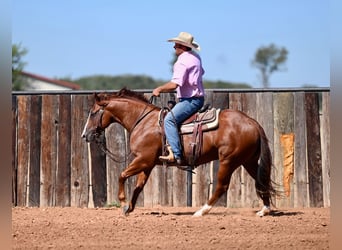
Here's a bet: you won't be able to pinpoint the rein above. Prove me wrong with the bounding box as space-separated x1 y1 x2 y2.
96 140 130 163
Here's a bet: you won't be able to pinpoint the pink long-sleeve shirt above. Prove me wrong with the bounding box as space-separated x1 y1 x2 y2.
171 51 205 99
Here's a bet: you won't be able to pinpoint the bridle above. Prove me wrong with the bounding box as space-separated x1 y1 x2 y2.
91 106 129 163
88 107 124 163
93 108 105 138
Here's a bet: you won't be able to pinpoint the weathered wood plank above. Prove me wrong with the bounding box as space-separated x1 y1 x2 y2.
89 141 107 207
273 92 295 208
55 94 71 207
229 92 242 111
320 92 330 207
211 91 229 109
305 93 323 207
28 95 41 207
144 166 163 207
16 96 30 206
40 95 58 207
256 92 274 150
12 95 18 206
293 92 309 207
70 95 89 207
192 163 211 206
172 168 187 207
86 92 107 207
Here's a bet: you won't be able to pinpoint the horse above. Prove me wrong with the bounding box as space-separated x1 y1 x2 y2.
81 87 276 217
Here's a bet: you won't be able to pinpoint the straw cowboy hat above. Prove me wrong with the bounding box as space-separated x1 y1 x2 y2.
167 32 200 51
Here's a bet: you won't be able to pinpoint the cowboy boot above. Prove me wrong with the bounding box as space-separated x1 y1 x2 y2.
159 145 175 163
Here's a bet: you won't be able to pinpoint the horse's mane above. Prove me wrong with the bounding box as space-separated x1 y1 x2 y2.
96 87 149 103
117 87 149 103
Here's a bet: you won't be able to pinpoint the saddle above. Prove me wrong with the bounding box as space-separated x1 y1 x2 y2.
159 106 221 167
180 108 220 134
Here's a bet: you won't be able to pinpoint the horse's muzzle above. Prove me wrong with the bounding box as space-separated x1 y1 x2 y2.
82 130 105 144
81 132 93 142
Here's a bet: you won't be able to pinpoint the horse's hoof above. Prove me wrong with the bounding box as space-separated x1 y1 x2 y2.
256 206 271 217
193 204 212 217
122 205 130 216
192 211 202 217
256 210 265 217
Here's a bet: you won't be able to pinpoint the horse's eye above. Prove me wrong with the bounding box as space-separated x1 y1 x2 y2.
90 108 103 116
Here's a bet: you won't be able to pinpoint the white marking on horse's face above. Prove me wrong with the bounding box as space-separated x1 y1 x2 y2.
81 112 91 139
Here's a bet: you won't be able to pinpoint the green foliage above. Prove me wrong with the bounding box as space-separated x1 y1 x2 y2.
12 43 28 90
252 43 288 88
203 80 251 89
74 74 161 90
72 75 251 90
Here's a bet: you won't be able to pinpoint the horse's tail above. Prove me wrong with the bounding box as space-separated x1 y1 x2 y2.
256 125 277 205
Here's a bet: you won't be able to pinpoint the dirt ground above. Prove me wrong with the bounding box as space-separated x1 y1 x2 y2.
12 206 329 250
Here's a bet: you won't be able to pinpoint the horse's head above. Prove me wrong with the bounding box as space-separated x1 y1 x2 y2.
81 93 113 143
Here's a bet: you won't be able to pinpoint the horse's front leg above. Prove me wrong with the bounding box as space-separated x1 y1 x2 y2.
122 170 152 215
118 171 129 211
118 158 154 216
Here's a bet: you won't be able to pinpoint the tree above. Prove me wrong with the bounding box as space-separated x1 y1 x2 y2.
12 43 28 90
252 43 288 88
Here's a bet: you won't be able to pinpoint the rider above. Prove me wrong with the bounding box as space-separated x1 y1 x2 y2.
152 31 205 165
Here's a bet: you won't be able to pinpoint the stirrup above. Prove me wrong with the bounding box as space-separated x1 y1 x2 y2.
176 165 196 174
174 158 195 174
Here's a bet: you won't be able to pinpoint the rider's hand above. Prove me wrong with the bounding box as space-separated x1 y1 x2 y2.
152 88 160 97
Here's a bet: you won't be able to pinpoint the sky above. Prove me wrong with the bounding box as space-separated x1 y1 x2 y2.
12 0 330 88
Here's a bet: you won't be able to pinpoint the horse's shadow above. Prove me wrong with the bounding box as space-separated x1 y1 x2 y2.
156 210 304 217
170 212 196 216
266 210 304 217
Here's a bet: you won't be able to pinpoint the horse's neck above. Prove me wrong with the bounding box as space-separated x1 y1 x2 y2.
109 99 151 132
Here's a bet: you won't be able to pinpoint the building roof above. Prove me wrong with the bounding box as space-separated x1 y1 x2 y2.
20 71 81 90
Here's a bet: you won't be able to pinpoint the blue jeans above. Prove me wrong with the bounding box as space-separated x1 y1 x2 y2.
164 96 204 159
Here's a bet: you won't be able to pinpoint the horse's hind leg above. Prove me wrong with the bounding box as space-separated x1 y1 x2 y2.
243 161 271 217
193 160 237 217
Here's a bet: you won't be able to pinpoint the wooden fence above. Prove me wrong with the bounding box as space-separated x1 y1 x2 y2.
12 89 330 209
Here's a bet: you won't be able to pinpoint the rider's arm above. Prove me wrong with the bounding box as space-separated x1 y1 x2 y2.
152 82 178 96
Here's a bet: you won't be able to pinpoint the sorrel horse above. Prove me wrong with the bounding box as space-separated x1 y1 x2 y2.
81 88 276 217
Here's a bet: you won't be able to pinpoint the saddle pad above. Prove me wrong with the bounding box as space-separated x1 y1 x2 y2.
180 108 220 134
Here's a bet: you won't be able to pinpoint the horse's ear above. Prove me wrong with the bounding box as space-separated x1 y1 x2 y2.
93 93 101 103
93 93 108 107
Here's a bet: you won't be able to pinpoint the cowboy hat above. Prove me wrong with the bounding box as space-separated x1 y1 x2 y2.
167 32 200 51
